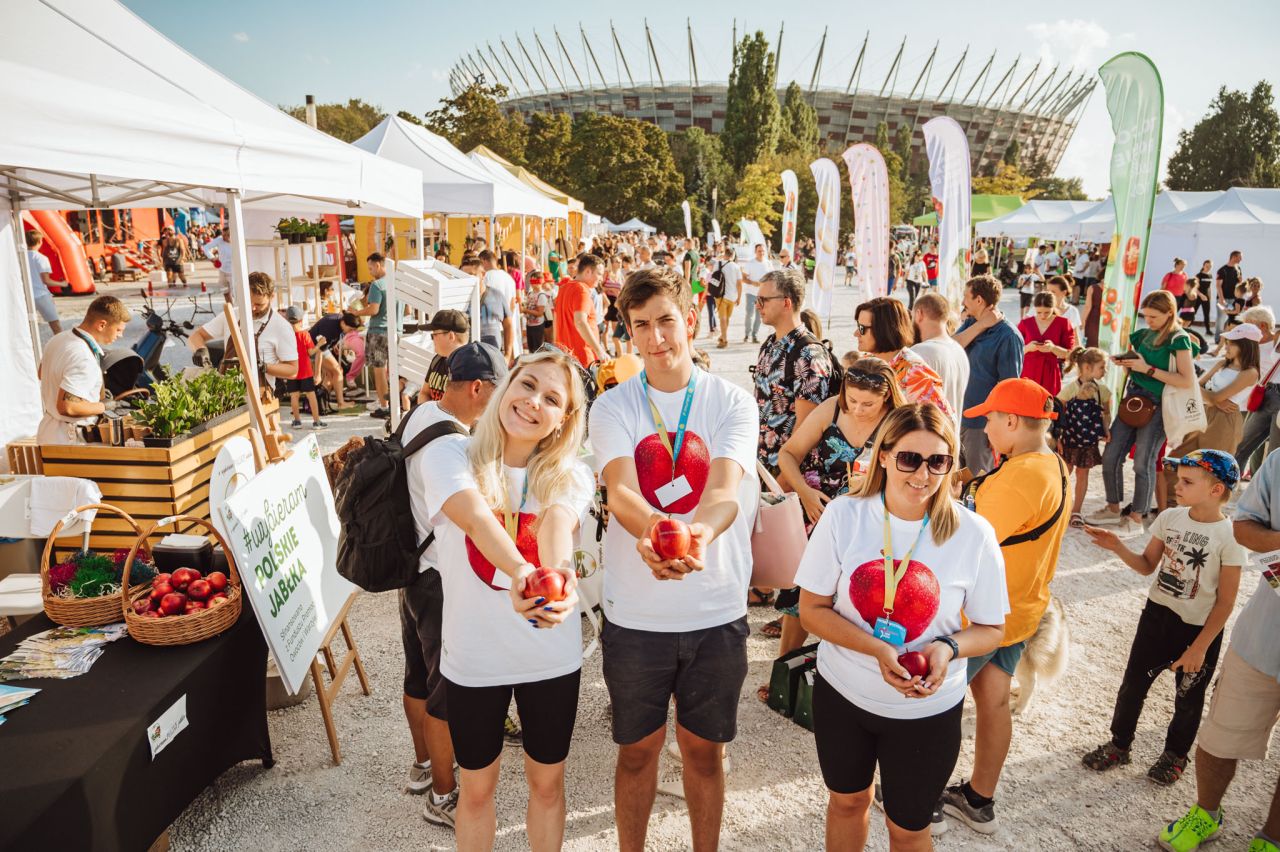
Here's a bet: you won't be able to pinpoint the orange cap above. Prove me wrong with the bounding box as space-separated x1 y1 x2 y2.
963 378 1058 420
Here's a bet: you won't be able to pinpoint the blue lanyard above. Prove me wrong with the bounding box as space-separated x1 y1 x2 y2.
502 474 529 544
73 328 103 363
640 369 698 476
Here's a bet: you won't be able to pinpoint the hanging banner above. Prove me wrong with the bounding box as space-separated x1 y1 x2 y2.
922 117 973 304
1097 52 1164 365
681 200 692 239
809 158 841 321
711 218 722 245
779 169 799 258
842 144 891 301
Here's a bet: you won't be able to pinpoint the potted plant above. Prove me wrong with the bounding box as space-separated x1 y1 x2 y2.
133 370 249 447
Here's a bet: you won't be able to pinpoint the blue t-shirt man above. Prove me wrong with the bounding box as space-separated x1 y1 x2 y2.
366 277 388 335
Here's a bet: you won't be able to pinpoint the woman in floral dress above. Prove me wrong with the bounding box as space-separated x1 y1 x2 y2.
854 296 954 419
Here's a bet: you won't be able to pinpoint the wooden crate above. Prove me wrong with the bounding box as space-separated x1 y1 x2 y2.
38 403 275 556
6 438 41 475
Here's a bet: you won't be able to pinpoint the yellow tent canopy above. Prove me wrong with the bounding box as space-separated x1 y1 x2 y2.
469 145 585 214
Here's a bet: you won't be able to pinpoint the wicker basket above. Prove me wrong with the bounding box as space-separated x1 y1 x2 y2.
41 503 147 627
122 515 243 646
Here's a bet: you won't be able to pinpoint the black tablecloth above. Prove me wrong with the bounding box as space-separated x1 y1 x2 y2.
0 606 272 852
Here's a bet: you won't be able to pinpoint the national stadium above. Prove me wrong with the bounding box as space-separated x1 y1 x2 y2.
449 23 1095 176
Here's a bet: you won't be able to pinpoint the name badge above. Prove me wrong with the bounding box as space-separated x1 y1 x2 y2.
654 475 693 510
873 617 907 647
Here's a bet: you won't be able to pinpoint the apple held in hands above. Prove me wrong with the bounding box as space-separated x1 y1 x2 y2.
652 517 691 561
521 567 567 602
897 651 930 679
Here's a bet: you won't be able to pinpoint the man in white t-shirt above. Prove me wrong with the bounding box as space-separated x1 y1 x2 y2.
911 292 969 425
187 271 298 383
634 245 656 271
203 224 235 289
479 250 519 356
714 246 742 349
25 230 62 333
589 265 759 852
741 243 774 344
401 342 506 825
37 296 131 445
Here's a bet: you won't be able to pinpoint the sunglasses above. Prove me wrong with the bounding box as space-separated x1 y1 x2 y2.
856 323 872 335
891 451 954 475
844 369 888 388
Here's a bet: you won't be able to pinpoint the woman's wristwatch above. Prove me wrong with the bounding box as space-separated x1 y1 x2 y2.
932 635 960 661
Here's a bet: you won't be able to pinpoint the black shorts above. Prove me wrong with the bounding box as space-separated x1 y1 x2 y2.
601 616 749 745
285 376 316 394
400 568 446 718
445 669 581 770
813 672 962 832
163 262 183 274
1019 292 1033 309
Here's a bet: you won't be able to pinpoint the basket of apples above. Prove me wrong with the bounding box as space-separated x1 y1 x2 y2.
122 515 242 645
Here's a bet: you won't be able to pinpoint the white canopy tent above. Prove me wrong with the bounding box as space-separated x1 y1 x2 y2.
0 0 424 454
608 217 657 235
974 200 1096 239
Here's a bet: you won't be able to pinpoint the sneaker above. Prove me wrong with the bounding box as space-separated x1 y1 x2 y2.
940 783 997 835
503 712 522 745
291 419 303 428
1082 741 1131 771
405 760 432 794
1085 507 1124 525
664 740 732 774
311 420 327 429
1158 804 1222 851
422 786 459 828
874 783 947 835
1249 836 1280 852
370 407 390 420
1147 750 1189 786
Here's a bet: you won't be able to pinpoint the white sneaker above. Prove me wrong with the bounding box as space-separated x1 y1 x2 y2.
1116 513 1143 535
405 760 432 794
663 740 732 774
1084 507 1123 526
422 786 459 828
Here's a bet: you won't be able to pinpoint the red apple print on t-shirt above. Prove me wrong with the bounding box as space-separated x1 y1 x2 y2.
634 431 710 515
847 557 940 642
466 511 539 590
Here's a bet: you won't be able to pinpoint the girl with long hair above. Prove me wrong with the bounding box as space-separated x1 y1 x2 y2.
796 404 1007 851
1086 290 1198 532
1018 292 1077 395
419 348 593 851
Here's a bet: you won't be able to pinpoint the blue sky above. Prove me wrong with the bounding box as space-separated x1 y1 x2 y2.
122 0 1279 197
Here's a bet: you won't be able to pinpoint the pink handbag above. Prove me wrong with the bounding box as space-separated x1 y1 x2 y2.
750 462 809 588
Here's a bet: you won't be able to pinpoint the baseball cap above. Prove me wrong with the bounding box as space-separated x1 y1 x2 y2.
963 377 1058 420
424 309 469 334
1222 323 1262 342
1162 449 1240 489
446 341 507 383
284 305 304 323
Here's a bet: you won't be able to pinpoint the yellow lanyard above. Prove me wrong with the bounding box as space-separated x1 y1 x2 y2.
501 475 529 544
882 496 929 615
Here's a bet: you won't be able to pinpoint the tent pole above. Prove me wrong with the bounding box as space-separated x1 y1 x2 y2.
224 190 258 392
416 217 425 261
388 242 402 430
8 201 44 364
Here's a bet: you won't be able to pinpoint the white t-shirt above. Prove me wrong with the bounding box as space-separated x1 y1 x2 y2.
203 236 234 279
484 269 517 311
27 250 52 298
720 260 742 302
912 335 969 425
795 496 1009 719
37 329 103 445
1018 273 1039 294
421 436 594 687
404 401 468 570
1043 251 1061 273
588 368 759 632
199 309 297 367
1147 507 1247 626
1060 303 1082 337
906 260 927 283
1206 365 1253 409
742 258 774 296
845 250 857 268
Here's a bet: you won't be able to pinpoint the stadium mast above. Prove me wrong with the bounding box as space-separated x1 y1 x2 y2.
840 31 869 144
609 22 636 89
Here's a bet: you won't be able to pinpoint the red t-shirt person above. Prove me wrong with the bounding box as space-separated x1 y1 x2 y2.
554 279 598 368
293 330 315 380
923 252 939 283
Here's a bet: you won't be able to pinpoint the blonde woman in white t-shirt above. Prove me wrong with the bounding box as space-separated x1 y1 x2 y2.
796 404 1008 848
419 347 592 849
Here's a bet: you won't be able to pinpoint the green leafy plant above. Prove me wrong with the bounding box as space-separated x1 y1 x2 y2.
133 370 248 440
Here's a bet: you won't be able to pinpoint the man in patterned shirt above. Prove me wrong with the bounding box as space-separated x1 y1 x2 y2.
753 267 836 476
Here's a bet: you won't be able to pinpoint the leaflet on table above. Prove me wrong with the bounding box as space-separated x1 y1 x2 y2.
1253 548 1280 596
0 623 127 682
0 683 39 716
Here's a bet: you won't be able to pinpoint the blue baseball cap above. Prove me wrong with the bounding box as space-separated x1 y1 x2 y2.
446 341 507 383
1162 449 1240 489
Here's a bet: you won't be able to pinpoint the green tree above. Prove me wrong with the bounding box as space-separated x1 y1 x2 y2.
562 113 684 225
722 31 782 173
874 122 909 224
396 110 424 127
723 161 784 237
668 128 735 232
1031 176 1089 200
523 112 574 189
284 98 385 142
1166 81 1280 189
777 82 819 156
973 162 1041 200
424 78 527 163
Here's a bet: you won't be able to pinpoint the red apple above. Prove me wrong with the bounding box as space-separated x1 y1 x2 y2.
466 511 539 590
152 572 172 588
150 582 173 604
183 600 207 614
159 592 187 616
633 431 710 515
207 592 229 607
171 567 200 589
522 567 567 602
131 597 152 615
847 558 941 643
205 571 228 593
652 517 691 561
187 579 211 601
897 651 930 679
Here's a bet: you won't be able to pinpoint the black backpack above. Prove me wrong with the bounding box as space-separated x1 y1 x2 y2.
333 414 467 592
707 261 727 298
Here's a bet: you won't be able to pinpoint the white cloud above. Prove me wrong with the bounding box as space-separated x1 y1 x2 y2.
232 31 249 43
1026 19 1111 71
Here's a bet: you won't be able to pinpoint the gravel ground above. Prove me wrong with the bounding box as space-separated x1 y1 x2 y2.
153 272 1278 851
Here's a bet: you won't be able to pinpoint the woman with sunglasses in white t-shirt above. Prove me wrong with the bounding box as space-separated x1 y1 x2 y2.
795 403 1009 849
